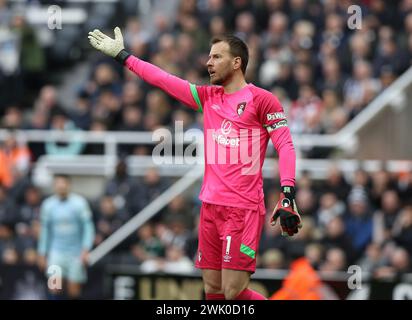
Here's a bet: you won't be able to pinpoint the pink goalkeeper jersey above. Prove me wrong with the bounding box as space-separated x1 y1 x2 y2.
126 55 296 210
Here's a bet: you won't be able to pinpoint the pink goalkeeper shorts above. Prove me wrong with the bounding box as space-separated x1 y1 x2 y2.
195 202 265 273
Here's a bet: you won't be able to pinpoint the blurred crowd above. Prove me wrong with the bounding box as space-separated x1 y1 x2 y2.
0 0 411 149
1 156 412 281
0 0 412 284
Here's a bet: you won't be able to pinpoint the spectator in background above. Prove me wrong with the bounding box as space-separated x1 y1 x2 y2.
123 17 151 49
32 85 61 125
318 166 351 201
261 12 289 50
392 206 412 256
304 243 324 270
373 26 408 76
373 189 402 244
11 12 45 102
167 218 192 250
259 216 287 255
316 192 345 229
343 60 380 119
14 185 42 265
318 57 346 98
1 106 25 130
171 108 195 132
0 11 21 108
0 145 13 188
289 85 323 134
370 168 395 208
320 12 346 55
146 89 172 126
70 90 92 131
0 185 17 257
104 159 134 211
15 186 41 235
121 81 143 108
94 195 128 246
88 63 122 99
140 167 168 206
140 244 194 274
92 89 123 130
321 216 354 264
185 214 200 262
37 175 95 300
208 15 228 39
320 90 348 134
117 105 143 132
3 133 31 174
162 244 194 273
295 187 317 217
260 248 285 270
397 170 412 205
284 216 316 262
344 187 373 260
346 32 373 69
374 246 411 280
130 223 165 264
45 111 85 157
175 33 197 71
234 11 257 42
259 42 292 89
4 133 33 204
357 242 386 275
162 195 194 230
319 247 347 273
378 65 397 89
352 169 372 194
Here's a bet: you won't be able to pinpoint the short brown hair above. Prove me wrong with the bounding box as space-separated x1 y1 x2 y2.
210 35 249 74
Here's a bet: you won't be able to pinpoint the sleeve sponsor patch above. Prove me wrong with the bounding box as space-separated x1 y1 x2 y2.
264 119 288 132
266 112 286 121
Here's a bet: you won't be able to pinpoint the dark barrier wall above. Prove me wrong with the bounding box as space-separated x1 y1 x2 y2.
105 265 412 300
1 264 412 300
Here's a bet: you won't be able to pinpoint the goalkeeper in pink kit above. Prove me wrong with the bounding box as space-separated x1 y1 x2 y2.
89 27 302 300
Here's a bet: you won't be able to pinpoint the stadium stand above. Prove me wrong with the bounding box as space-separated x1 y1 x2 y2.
0 0 411 299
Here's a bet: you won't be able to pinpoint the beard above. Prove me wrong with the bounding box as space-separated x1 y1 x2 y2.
210 74 223 85
210 69 232 85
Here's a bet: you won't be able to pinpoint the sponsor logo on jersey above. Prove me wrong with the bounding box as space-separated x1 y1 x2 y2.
223 254 232 263
264 119 288 133
212 133 240 147
212 119 240 147
221 119 232 135
237 102 247 116
266 112 286 121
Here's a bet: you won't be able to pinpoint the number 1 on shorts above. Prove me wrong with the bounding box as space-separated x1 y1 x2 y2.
225 235 232 255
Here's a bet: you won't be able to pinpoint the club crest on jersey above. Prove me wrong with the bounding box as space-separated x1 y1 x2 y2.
237 102 247 116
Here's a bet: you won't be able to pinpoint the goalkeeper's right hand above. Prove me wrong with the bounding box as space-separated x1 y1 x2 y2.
88 27 129 62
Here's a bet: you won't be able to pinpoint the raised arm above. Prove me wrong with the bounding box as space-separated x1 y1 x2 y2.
88 27 202 112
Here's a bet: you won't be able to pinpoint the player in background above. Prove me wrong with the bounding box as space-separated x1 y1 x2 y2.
37 175 95 299
88 27 302 300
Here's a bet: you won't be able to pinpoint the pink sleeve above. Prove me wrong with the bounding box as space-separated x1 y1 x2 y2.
258 92 296 187
125 55 201 112
269 127 296 187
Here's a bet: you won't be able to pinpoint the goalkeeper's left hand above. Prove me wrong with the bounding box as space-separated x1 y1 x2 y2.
270 186 302 237
88 27 125 58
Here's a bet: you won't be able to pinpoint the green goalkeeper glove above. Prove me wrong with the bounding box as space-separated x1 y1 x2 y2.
88 27 130 64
